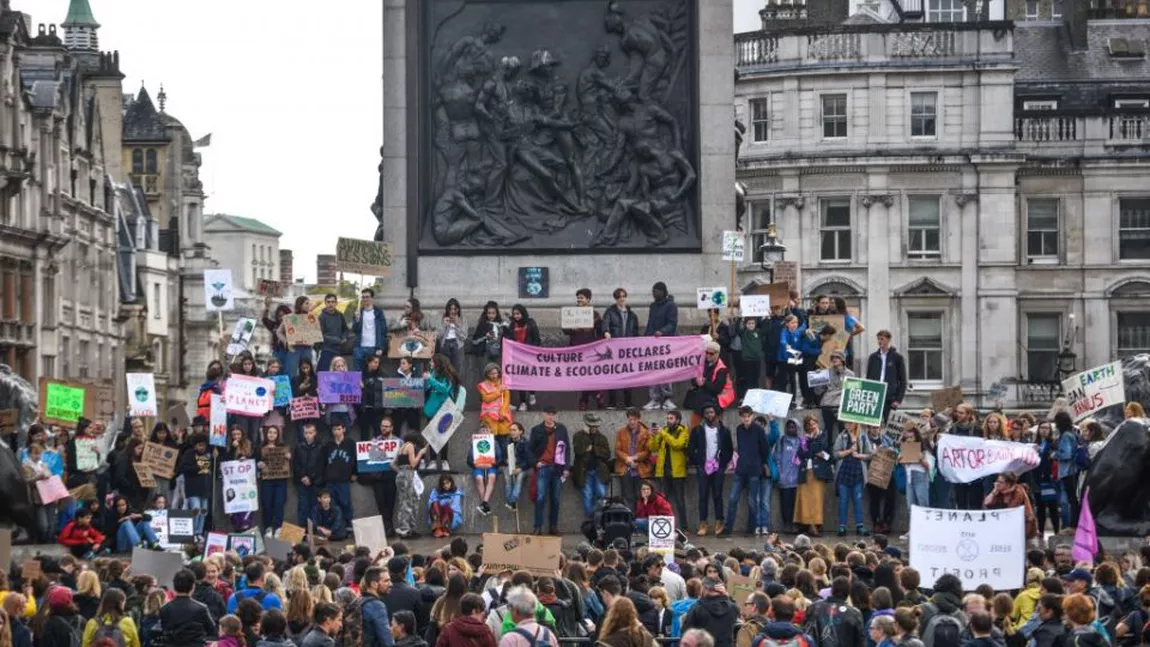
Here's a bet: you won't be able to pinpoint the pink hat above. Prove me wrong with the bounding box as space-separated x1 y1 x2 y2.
47 586 73 611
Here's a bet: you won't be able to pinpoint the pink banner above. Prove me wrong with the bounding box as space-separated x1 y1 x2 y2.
501 337 706 392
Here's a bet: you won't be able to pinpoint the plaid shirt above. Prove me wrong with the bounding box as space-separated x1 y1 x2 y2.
838 454 865 487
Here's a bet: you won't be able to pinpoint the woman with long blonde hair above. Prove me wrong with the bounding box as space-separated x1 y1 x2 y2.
282 567 309 596
285 582 314 639
310 584 333 605
599 597 655 647
263 573 286 602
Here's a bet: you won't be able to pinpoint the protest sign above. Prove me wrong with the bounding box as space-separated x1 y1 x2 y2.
125 373 157 417
39 379 86 426
721 230 745 263
380 378 424 408
899 441 923 464
696 287 728 310
283 314 323 346
936 434 1039 484
423 392 466 454
1062 361 1125 422
21 560 40 581
884 410 921 446
336 237 393 276
35 476 69 504
74 438 99 472
149 510 170 548
837 377 887 427
0 410 16 436
356 438 400 473
132 464 156 489
481 533 562 577
205 532 228 558
740 295 771 318
807 369 831 388
142 441 179 479
262 447 292 479
226 318 257 356
931 386 964 412
204 269 235 312
909 505 1025 590
266 536 293 562
221 460 259 514
561 307 595 329
867 448 898 489
807 314 848 368
472 434 497 469
319 371 363 404
647 516 676 565
225 375 274 416
727 572 756 602
352 516 389 553
501 337 705 392
518 267 549 299
167 510 197 545
229 535 256 557
279 522 306 545
257 279 283 297
387 330 436 359
271 375 292 407
131 548 184 588
773 261 798 292
290 396 320 421
743 389 792 418
210 393 228 448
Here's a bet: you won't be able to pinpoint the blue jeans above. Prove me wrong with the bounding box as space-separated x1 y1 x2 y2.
837 481 865 527
726 474 762 531
186 496 209 536
282 348 313 380
261 481 288 531
581 471 607 518
534 466 563 531
930 476 953 509
697 472 725 523
328 482 352 527
116 519 159 552
504 471 526 505
748 478 773 531
352 346 379 371
906 469 930 514
296 483 317 525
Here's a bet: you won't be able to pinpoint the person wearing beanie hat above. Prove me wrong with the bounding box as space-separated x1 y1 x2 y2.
572 412 612 518
644 281 679 411
819 349 855 446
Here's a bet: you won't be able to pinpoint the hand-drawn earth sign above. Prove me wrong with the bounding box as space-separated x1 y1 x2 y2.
476 438 492 454
651 518 673 540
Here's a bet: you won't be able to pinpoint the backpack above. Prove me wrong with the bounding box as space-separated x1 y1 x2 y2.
340 597 368 647
755 632 812 647
921 604 965 647
1074 445 1091 471
513 626 554 647
92 620 127 647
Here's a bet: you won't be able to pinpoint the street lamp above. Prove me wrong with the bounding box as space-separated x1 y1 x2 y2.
758 221 787 281
1057 313 1078 379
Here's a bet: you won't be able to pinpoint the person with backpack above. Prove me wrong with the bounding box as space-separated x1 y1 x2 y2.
804 577 865 647
302 603 343 647
354 567 395 647
39 587 85 647
226 563 283 614
1063 594 1109 647
918 575 967 647
81 589 139 647
736 591 770 647
435 593 497 647
755 594 815 647
497 586 559 647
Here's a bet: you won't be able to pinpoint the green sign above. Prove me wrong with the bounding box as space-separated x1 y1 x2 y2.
44 382 86 424
837 377 888 427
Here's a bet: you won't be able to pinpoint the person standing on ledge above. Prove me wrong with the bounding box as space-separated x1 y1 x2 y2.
529 406 571 536
644 282 679 411
865 330 906 425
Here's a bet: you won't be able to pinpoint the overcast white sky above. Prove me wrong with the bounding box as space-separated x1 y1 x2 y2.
34 1 761 282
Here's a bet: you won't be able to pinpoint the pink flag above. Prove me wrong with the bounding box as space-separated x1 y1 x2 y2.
1072 486 1099 563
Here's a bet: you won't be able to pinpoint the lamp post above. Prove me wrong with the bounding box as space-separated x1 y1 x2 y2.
1057 313 1078 380
757 221 787 281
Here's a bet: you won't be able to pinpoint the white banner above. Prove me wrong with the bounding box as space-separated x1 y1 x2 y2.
909 505 1025 591
221 459 259 514
224 375 274 417
125 373 157 417
648 515 676 565
937 434 1039 484
1062 361 1124 422
743 388 792 418
204 269 235 313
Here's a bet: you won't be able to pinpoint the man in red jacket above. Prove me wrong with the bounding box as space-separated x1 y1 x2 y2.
57 508 106 558
634 480 674 534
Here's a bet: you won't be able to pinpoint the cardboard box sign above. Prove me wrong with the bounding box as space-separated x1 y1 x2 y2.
867 448 898 490
142 441 179 479
261 447 292 480
481 532 561 577
133 464 156 488
931 386 964 412
899 441 923 464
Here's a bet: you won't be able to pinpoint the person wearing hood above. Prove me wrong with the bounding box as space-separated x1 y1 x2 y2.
681 577 739 647
435 593 497 647
918 574 966 640
1011 569 1044 631
757 594 816 647
805 577 864 647
671 579 700 639
317 293 350 371
626 577 663 638
644 281 679 411
772 418 803 533
427 475 464 538
735 591 770 647
983 473 1038 540
392 611 430 647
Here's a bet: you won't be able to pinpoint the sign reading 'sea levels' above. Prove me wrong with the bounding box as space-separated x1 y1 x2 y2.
336 237 392 276
415 0 700 254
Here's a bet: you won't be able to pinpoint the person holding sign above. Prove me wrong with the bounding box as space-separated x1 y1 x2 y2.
178 433 214 537
730 314 764 403
478 364 514 443
424 354 463 471
291 359 321 437
112 440 152 512
833 423 874 537
507 305 541 411
65 418 101 490
898 423 933 540
257 426 291 535
467 425 503 516
817 351 854 445
21 443 57 542
366 417 400 528
358 355 387 441
563 288 604 411
948 403 985 511
863 425 898 535
224 427 257 532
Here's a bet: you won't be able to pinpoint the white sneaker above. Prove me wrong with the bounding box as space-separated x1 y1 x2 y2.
899 533 909 541
662 400 678 411
754 528 762 536
643 400 661 410
518 402 528 412
528 394 537 406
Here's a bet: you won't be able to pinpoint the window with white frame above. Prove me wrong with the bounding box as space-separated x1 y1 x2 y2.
1119 198 1150 260
1025 0 1039 17
820 199 852 261
927 0 965 22
749 202 773 265
907 312 944 381
907 197 941 259
821 94 848 139
1026 198 1059 263
910 92 938 137
750 98 769 143
1117 312 1150 356
1026 313 1061 381
1052 0 1062 16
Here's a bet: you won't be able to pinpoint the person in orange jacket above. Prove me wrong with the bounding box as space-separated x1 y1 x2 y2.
614 409 652 507
57 507 106 558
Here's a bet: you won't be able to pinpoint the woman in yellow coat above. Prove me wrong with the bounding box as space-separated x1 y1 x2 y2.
81 589 141 647
649 410 691 526
477 363 513 439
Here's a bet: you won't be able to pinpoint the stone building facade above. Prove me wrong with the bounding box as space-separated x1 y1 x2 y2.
734 0 1150 408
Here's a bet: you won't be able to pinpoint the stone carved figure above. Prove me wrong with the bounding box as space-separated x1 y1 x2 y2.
421 0 697 251
0 364 44 538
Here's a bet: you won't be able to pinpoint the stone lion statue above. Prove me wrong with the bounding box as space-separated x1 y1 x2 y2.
0 365 47 538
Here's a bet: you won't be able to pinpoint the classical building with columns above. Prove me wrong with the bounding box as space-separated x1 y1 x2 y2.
735 0 1150 408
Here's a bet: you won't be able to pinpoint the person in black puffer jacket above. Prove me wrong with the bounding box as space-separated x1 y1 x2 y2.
358 356 386 442
680 577 740 647
293 423 326 526
189 563 226 623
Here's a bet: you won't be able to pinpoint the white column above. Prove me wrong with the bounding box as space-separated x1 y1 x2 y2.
862 193 894 335
956 192 979 394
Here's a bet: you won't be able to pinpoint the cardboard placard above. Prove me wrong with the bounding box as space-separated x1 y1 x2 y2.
761 281 791 308
258 279 284 297
262 446 292 480
290 396 320 421
131 548 184 588
283 314 323 346
336 237 393 276
0 529 10 574
279 522 306 545
727 572 756 602
387 330 436 359
561 307 595 329
867 447 898 489
481 532 561 577
380 379 424 409
930 386 964 412
352 516 389 554
142 442 178 479
899 441 923 464
133 464 156 489
0 410 19 436
21 560 40 581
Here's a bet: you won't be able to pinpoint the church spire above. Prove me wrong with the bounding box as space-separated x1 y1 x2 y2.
62 0 100 51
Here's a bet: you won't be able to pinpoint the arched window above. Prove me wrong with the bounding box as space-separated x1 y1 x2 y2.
131 149 143 175
145 149 158 174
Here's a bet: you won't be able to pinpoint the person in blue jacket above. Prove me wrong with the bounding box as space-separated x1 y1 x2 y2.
644 281 679 411
309 489 347 541
747 416 780 535
427 474 464 538
771 418 804 533
776 315 807 404
720 406 771 537
1054 411 1081 528
467 427 505 516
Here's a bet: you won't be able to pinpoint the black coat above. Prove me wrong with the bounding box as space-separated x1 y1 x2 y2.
528 424 572 468
601 305 640 339
687 423 734 469
383 583 428 637
294 440 326 487
37 614 83 647
193 581 226 623
681 595 739 647
159 596 216 647
865 346 907 403
798 432 835 481
805 597 865 647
